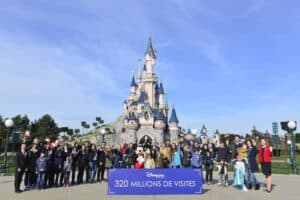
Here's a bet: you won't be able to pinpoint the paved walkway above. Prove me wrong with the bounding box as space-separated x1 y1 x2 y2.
1 173 299 200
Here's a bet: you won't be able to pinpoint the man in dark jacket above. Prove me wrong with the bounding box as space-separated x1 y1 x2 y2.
83 142 90 183
76 145 84 184
216 142 231 186
97 143 106 182
24 138 40 190
70 139 79 184
53 147 64 186
15 143 27 193
231 135 242 160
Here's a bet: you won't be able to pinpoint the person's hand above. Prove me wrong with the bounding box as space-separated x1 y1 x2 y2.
270 146 273 152
17 168 21 172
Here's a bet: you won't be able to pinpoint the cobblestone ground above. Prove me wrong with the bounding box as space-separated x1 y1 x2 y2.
1 173 300 200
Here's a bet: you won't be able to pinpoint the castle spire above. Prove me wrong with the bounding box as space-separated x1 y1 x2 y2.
145 33 157 59
130 75 137 87
158 82 165 94
169 105 179 123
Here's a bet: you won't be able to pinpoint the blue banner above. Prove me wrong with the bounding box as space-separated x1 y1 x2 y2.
108 168 202 195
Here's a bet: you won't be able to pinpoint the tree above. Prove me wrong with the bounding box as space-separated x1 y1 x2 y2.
12 115 30 133
66 129 74 137
92 122 98 128
95 117 104 129
0 116 5 151
296 133 300 144
245 133 251 139
30 114 59 140
84 124 90 134
81 121 87 134
74 129 80 135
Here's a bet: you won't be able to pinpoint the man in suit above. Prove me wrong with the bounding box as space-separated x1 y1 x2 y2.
15 143 27 193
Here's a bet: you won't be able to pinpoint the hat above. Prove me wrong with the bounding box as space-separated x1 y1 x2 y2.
237 147 248 159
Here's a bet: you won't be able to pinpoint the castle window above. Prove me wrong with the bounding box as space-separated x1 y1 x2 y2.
122 128 126 133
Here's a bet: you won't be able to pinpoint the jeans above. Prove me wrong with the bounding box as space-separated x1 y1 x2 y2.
64 171 70 185
218 163 228 185
247 170 257 186
36 172 45 189
88 161 97 183
25 170 37 189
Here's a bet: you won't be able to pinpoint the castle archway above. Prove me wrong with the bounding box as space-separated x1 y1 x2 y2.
138 135 153 149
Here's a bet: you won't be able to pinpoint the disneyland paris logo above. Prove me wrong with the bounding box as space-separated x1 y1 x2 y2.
145 172 165 179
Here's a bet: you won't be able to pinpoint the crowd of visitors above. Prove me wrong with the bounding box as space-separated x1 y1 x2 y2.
14 135 273 193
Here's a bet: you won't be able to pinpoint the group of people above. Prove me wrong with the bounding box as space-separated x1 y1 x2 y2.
217 136 273 193
14 135 273 193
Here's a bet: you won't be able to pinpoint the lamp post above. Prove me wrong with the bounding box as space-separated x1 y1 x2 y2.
287 121 297 174
101 128 106 143
2 119 14 174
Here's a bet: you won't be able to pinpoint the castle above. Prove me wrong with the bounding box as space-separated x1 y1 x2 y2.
102 36 181 146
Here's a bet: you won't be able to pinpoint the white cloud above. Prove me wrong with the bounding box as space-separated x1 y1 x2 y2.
0 29 123 128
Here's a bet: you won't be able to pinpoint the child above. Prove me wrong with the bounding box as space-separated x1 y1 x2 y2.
36 151 48 190
233 145 248 192
63 156 72 187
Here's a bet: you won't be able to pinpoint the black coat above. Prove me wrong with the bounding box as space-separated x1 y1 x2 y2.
97 150 106 167
88 150 97 162
231 142 242 159
26 148 40 171
182 151 192 167
247 147 259 172
15 151 27 170
217 147 231 162
203 151 215 165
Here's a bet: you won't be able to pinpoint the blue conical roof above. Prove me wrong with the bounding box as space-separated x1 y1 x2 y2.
169 105 179 123
130 75 138 87
157 82 165 94
145 35 157 59
138 91 147 103
155 83 159 91
155 111 165 121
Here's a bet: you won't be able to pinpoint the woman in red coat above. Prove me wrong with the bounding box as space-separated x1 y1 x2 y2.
258 138 273 193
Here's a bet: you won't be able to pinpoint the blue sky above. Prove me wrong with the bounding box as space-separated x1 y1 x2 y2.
1 0 300 135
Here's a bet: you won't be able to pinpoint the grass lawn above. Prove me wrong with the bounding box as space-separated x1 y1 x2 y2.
225 154 300 174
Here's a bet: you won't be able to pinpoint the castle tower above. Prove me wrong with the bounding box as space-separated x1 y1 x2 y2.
143 35 157 107
158 82 165 109
169 105 179 144
130 75 138 95
125 112 138 143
